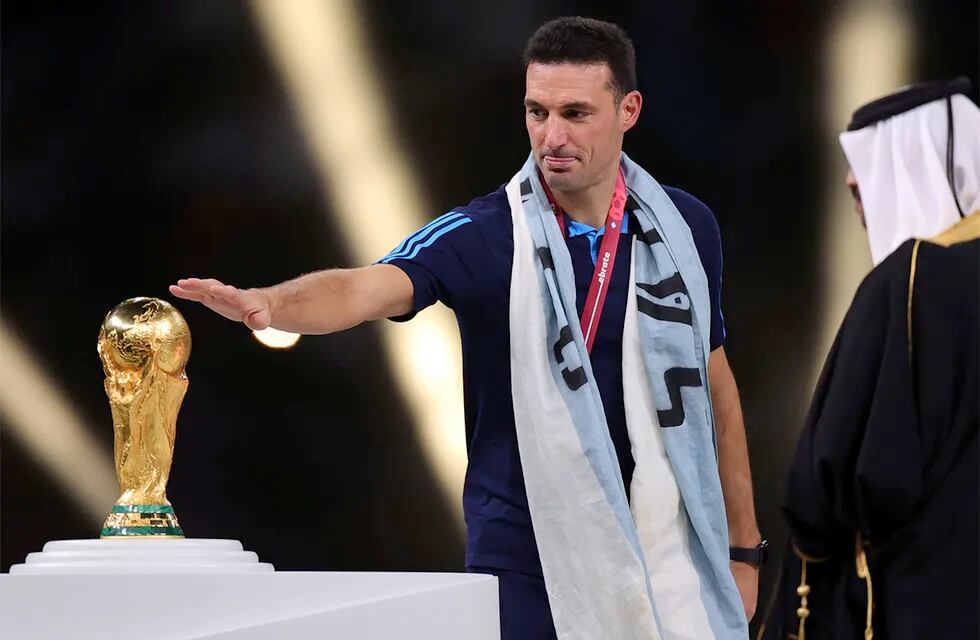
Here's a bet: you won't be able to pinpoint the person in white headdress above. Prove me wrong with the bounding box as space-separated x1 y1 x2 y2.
840 76 980 264
762 78 979 640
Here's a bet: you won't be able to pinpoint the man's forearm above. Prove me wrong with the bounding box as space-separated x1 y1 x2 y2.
709 348 761 546
261 265 413 335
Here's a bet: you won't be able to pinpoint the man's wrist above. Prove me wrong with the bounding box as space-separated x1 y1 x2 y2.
256 286 279 323
730 538 768 567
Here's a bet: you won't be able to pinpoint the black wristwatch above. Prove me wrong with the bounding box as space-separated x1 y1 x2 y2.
730 539 769 567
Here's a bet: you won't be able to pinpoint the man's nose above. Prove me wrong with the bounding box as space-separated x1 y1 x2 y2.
543 118 568 150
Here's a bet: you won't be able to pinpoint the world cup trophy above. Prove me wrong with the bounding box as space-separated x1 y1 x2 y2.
97 297 190 537
5 294 273 583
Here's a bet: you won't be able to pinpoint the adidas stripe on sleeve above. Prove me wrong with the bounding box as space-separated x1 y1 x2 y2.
380 211 472 263
377 210 475 319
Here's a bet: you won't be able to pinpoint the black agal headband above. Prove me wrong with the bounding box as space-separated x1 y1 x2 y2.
847 77 973 217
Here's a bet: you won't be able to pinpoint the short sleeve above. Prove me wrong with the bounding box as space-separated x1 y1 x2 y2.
376 211 474 321
663 187 727 350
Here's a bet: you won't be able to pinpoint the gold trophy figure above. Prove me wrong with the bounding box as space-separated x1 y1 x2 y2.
98 297 191 538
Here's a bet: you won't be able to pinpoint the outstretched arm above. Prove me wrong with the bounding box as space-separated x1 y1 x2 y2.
169 264 414 334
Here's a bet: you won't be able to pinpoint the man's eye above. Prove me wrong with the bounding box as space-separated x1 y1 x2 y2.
529 109 546 119
566 110 585 119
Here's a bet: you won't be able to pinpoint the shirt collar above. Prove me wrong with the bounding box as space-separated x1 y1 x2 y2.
564 213 630 238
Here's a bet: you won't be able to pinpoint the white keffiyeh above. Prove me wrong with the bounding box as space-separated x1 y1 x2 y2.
840 94 980 265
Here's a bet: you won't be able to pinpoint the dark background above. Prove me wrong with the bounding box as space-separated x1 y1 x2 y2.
3 1 977 634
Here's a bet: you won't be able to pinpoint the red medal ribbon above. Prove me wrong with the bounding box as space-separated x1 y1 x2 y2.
542 169 628 353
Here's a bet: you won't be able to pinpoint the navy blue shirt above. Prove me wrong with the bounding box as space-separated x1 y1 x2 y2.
381 183 725 575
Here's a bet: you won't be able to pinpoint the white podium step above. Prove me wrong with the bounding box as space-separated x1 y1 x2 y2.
8 538 274 574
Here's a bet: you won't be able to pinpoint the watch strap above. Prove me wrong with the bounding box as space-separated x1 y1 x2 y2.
730 539 769 566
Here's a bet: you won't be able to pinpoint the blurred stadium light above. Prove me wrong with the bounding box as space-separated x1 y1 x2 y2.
249 0 467 530
0 318 117 524
253 326 302 349
814 0 912 384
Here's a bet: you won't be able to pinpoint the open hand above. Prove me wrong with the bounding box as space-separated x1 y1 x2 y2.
169 278 272 331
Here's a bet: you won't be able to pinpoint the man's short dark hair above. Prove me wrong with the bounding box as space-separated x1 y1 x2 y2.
522 17 637 102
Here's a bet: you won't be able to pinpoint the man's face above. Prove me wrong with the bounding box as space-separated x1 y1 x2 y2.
845 168 866 228
524 62 640 193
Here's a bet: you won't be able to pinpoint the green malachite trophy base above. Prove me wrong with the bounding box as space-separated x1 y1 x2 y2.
100 504 184 538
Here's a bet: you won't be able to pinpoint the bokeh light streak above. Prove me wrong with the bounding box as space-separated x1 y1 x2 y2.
250 0 467 530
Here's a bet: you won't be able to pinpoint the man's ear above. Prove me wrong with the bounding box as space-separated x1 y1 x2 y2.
621 90 643 133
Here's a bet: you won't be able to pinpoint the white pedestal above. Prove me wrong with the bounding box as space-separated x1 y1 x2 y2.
8 539 274 574
1 540 500 639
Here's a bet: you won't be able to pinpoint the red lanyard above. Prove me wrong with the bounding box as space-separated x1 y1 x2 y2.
542 169 628 353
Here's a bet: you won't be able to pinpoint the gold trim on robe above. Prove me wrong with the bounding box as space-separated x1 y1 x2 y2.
928 210 980 247
907 211 980 362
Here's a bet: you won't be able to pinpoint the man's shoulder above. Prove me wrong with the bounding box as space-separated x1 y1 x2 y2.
919 233 980 273
404 185 509 254
858 239 916 294
846 240 928 326
862 233 979 289
453 184 511 226
662 185 711 211
860 235 979 293
912 235 979 306
845 235 979 348
660 185 721 266
662 185 718 231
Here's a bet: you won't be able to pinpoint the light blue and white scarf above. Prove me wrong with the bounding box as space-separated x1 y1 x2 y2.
507 152 747 639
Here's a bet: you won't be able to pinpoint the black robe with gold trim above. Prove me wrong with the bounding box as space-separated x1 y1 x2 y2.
762 215 980 640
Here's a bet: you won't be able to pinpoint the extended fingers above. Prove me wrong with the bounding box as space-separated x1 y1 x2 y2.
169 284 210 302
171 278 232 302
175 278 225 292
170 278 265 327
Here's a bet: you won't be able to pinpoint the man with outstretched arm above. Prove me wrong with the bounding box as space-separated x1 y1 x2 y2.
174 17 761 640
